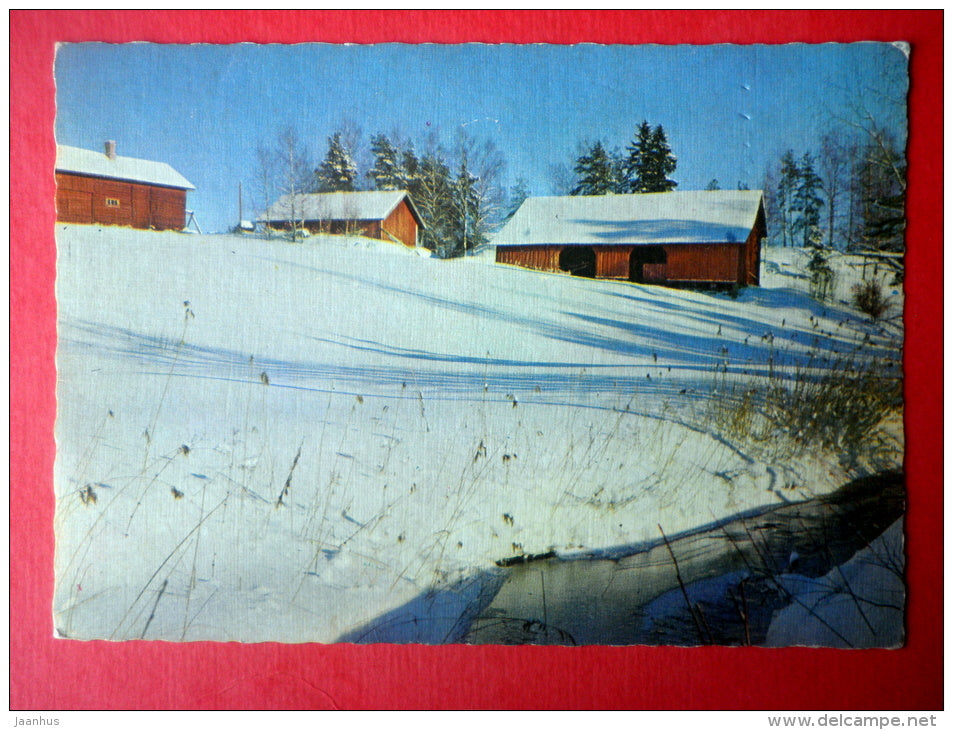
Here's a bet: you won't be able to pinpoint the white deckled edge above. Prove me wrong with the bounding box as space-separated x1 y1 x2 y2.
892 41 911 57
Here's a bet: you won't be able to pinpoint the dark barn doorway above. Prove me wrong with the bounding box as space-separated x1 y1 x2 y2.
559 246 597 278
630 246 667 283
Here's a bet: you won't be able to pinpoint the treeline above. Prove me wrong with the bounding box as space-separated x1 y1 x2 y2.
557 115 905 258
254 108 905 261
764 125 906 255
255 125 525 258
253 120 679 257
568 121 678 196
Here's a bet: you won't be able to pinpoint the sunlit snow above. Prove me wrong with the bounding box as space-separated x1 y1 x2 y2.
53 225 903 643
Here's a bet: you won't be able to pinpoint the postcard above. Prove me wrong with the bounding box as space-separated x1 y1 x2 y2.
53 41 907 646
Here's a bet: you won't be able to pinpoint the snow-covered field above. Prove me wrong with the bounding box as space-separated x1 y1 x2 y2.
53 225 903 643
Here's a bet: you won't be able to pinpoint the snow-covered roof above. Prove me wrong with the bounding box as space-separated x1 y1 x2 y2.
259 190 424 227
493 190 765 247
55 144 195 190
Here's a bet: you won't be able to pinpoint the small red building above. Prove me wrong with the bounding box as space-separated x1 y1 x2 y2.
56 142 195 231
258 190 424 248
494 190 766 288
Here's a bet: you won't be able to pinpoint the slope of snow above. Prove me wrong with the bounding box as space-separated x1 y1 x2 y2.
53 225 902 643
765 519 905 648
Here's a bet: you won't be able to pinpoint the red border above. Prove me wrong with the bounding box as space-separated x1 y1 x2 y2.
10 10 943 710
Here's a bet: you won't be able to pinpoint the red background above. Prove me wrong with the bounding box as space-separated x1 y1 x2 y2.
10 10 943 710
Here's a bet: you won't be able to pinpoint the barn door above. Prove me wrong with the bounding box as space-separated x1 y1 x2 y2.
630 246 667 283
559 247 597 277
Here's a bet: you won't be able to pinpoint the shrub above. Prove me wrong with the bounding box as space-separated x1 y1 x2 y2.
852 278 890 319
807 249 836 302
760 359 902 467
708 349 902 471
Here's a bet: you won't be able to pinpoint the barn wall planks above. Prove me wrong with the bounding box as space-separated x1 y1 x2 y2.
496 245 562 273
56 172 188 231
496 241 758 287
272 198 421 248
595 246 630 279
743 204 767 286
382 199 420 247
664 243 742 284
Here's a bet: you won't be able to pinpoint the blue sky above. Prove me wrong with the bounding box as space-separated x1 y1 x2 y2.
54 42 908 233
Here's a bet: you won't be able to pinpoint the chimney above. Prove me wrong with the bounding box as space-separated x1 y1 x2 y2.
104 140 117 160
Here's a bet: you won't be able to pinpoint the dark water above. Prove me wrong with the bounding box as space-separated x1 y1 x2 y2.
463 471 904 646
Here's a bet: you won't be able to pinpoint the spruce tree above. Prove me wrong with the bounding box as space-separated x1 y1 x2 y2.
622 121 653 192
367 134 409 191
624 122 677 193
451 152 481 254
314 133 358 192
452 132 507 253
401 147 420 190
855 136 906 253
571 141 618 195
414 150 454 255
776 150 799 247
791 152 824 247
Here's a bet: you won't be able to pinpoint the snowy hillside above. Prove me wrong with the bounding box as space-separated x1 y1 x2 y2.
53 225 903 644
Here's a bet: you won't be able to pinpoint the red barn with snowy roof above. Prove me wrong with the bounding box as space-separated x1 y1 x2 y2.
258 190 425 248
55 142 195 231
494 190 767 288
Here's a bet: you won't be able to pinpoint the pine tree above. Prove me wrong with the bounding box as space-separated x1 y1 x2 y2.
401 146 420 189
818 132 850 249
453 132 507 253
609 148 628 193
775 150 826 248
776 150 799 247
621 121 653 193
367 134 408 191
791 152 824 247
413 150 455 255
623 122 678 193
646 125 678 192
571 141 618 195
450 151 481 254
855 133 906 254
314 133 358 192
367 130 509 258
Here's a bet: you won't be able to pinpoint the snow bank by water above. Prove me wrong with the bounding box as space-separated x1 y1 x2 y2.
765 519 905 648
53 225 903 643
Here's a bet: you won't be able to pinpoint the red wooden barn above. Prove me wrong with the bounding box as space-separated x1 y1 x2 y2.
494 190 767 288
55 142 195 231
258 190 425 248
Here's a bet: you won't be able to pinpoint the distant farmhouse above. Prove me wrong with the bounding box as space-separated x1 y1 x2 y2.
55 142 195 231
494 190 766 288
258 190 425 249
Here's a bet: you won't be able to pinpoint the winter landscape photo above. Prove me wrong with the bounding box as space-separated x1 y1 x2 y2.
53 42 907 646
